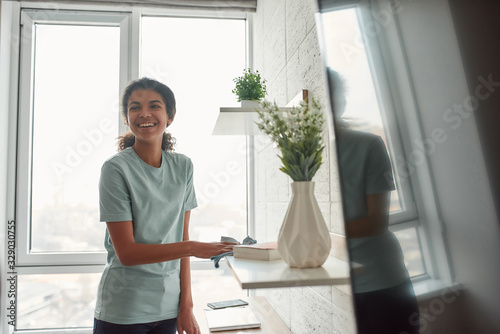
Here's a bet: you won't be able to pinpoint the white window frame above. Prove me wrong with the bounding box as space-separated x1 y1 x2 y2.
14 1 249 269
16 7 132 267
355 2 429 281
356 4 419 226
136 8 250 266
363 0 454 285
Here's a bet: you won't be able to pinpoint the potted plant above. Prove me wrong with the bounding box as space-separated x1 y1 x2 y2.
256 99 331 268
232 68 267 107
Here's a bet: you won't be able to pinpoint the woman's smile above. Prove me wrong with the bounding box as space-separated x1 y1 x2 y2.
137 121 157 128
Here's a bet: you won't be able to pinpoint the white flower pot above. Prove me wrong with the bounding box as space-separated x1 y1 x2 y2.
240 100 261 109
278 181 331 268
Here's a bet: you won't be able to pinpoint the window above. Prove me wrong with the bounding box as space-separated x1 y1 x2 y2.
15 267 243 330
17 272 101 329
9 2 248 331
140 15 248 243
17 9 129 266
30 24 119 254
319 3 429 279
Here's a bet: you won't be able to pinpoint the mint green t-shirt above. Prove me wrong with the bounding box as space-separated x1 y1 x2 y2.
94 147 197 324
337 129 409 293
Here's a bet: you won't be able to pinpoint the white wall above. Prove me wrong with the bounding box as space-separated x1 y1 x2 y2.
251 0 356 333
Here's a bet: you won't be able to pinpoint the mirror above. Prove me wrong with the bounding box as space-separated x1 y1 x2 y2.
316 0 500 333
316 2 419 333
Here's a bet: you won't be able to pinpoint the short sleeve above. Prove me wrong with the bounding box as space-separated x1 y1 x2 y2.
184 159 198 212
365 136 396 195
99 161 133 222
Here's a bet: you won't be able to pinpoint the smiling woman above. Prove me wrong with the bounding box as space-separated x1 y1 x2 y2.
94 77 235 333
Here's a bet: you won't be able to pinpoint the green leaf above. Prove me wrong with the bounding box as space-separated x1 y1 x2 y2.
232 68 267 102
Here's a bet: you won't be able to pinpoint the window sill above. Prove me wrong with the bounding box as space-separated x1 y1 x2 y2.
413 279 464 301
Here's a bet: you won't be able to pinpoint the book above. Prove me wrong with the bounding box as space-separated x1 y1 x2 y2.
233 241 281 261
205 307 261 332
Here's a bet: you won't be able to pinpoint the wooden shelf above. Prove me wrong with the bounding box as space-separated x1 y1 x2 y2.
225 255 356 289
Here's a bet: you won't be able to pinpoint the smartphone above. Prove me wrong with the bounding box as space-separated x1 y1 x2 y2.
207 299 248 310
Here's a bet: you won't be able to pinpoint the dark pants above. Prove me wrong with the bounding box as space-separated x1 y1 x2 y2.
94 318 177 334
354 280 419 334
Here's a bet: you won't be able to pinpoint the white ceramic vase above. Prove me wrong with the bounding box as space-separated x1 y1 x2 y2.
277 181 331 268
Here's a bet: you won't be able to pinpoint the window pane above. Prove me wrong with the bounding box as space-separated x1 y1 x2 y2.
30 24 120 252
393 227 426 278
321 9 405 213
17 273 101 329
141 17 247 242
16 268 245 330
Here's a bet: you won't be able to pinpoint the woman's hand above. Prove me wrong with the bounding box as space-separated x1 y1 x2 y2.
177 306 200 334
190 241 235 259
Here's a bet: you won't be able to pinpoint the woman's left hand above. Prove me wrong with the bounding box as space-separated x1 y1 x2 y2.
177 306 200 334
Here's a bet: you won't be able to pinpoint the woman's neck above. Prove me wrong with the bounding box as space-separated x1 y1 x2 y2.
132 140 162 168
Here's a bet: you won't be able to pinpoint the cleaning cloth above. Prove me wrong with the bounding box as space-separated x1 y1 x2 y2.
210 236 257 268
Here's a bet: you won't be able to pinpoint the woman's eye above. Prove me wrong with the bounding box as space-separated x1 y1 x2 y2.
151 105 161 109
129 106 140 111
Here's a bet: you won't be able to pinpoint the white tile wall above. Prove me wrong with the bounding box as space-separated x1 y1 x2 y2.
252 0 355 333
285 0 316 61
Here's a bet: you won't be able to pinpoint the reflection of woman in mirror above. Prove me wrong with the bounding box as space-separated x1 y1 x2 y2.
327 69 419 334
94 78 234 334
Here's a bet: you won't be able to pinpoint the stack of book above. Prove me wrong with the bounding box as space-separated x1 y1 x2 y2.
233 241 281 261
